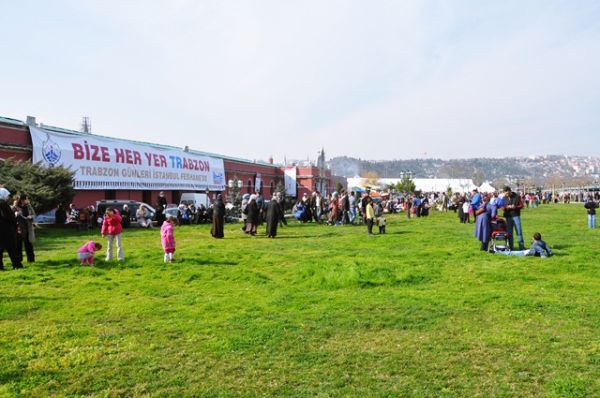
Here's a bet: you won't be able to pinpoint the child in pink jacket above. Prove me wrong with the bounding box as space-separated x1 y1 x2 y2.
101 208 124 261
161 216 176 263
77 240 102 266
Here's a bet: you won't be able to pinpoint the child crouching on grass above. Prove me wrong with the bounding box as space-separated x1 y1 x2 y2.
161 216 176 263
77 241 102 266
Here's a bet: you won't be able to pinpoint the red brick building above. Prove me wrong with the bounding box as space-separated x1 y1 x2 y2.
1 116 345 208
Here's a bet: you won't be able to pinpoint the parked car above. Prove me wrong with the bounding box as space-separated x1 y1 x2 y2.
34 210 56 224
96 200 156 227
164 206 180 221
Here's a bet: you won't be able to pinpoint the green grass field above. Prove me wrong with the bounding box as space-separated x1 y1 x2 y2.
1 204 599 397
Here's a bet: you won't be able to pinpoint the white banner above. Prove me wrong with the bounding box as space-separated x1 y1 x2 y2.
284 166 297 196
255 173 262 192
30 126 225 191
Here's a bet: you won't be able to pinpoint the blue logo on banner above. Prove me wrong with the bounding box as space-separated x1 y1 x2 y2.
212 171 224 185
42 134 61 166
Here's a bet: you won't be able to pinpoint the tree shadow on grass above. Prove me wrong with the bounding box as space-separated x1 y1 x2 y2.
385 230 411 236
32 259 75 270
186 258 239 267
0 295 60 301
272 232 339 239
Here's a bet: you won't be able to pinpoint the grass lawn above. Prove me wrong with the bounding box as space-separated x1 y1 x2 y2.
1 204 599 397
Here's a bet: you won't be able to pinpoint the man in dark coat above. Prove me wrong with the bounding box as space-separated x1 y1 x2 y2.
0 188 23 270
121 204 131 228
211 194 225 238
266 193 283 238
155 191 167 225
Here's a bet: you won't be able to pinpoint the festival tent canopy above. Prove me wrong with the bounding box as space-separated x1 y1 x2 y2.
347 177 478 193
479 182 496 193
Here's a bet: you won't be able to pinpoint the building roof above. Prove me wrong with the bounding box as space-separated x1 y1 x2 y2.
1 115 279 168
0 116 26 127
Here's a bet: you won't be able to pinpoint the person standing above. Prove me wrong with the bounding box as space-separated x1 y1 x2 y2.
245 195 259 235
101 208 124 261
312 192 323 224
348 191 357 224
155 191 167 225
474 194 495 251
276 192 287 227
265 193 283 238
405 195 412 219
365 197 375 235
503 186 525 250
584 196 598 229
240 193 250 231
55 203 67 225
341 191 350 224
329 192 339 225
121 204 131 228
0 187 23 270
211 194 225 238
161 216 177 262
15 194 35 263
255 191 264 225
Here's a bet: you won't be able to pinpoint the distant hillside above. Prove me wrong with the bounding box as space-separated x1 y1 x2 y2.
327 155 600 186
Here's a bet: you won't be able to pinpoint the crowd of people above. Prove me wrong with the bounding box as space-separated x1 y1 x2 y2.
2 181 600 269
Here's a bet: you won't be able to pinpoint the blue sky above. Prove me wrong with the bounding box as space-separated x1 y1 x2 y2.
1 0 599 161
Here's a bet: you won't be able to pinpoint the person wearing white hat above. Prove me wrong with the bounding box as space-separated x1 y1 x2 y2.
0 187 23 270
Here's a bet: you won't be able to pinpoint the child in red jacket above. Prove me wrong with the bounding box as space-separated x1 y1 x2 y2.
101 207 124 261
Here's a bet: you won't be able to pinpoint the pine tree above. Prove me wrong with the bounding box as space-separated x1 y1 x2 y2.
0 159 76 214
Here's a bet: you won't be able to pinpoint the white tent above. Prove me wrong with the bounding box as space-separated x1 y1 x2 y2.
346 177 478 193
479 181 496 193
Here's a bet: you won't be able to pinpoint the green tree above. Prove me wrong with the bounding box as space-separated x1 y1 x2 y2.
396 175 416 194
0 159 76 213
